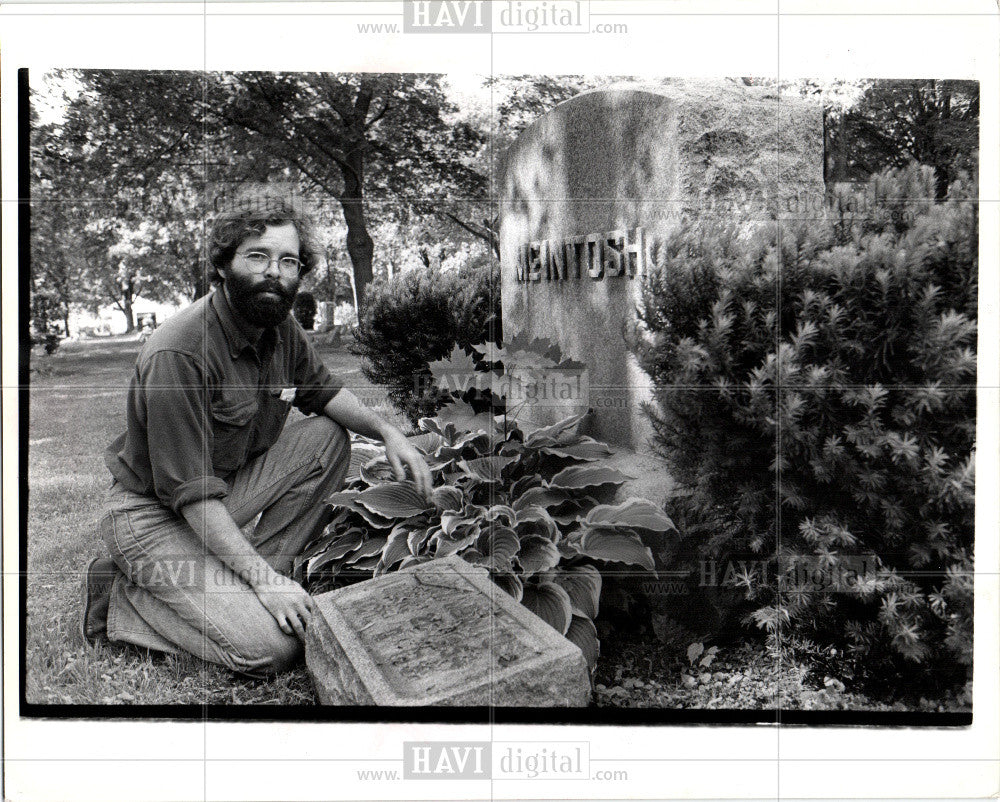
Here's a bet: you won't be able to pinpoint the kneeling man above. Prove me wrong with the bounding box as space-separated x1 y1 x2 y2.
81 190 430 676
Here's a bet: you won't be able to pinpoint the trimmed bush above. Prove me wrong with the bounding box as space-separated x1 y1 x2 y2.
352 266 501 424
293 291 317 330
631 166 976 692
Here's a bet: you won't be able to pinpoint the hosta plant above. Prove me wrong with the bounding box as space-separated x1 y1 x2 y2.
296 405 676 674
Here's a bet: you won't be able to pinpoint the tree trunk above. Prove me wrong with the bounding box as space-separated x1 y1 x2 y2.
122 294 135 333
338 144 374 307
340 199 374 307
122 276 136 333
337 84 377 308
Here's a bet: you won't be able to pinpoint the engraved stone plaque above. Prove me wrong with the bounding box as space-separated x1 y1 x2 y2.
305 554 591 706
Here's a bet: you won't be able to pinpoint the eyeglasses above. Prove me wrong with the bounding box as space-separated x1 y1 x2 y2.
236 250 303 275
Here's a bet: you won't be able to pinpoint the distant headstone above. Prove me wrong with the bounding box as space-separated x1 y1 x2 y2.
314 301 334 333
305 554 591 706
499 81 824 452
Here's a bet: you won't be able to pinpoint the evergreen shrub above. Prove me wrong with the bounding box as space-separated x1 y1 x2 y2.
631 166 976 690
352 266 501 424
292 291 318 330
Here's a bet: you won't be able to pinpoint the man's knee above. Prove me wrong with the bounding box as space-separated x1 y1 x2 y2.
223 626 302 676
307 417 350 475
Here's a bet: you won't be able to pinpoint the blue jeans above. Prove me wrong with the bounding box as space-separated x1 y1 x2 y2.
98 416 350 677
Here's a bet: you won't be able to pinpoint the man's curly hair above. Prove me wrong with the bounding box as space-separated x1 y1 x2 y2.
208 187 320 285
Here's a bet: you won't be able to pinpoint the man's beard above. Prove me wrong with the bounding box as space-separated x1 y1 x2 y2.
224 270 299 329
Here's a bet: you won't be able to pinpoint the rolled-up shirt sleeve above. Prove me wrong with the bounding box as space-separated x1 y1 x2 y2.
290 326 343 415
140 349 229 513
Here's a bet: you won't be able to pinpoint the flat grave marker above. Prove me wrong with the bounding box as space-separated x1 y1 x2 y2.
305 554 591 706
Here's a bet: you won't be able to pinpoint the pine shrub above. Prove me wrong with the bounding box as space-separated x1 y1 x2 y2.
632 166 976 691
292 291 317 330
352 266 501 423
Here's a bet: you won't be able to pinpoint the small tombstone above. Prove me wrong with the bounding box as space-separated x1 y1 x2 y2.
499 81 824 452
314 301 335 333
305 554 591 706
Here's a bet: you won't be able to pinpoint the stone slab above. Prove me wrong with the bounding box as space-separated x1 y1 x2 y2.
499 81 824 452
305 554 591 706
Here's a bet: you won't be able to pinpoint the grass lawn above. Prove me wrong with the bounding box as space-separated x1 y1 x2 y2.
24 334 383 706
24 335 968 712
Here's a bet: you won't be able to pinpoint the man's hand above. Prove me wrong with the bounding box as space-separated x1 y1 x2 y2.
180 499 316 639
322 388 433 497
382 427 433 497
251 570 316 640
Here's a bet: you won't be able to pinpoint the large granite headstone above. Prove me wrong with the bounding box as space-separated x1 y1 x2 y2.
305 554 590 706
499 81 824 453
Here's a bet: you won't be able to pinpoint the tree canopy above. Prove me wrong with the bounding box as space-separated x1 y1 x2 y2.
29 74 979 339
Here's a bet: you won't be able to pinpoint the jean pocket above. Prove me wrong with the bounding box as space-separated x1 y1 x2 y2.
103 503 181 564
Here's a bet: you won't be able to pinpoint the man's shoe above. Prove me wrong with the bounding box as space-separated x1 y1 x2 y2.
80 556 116 646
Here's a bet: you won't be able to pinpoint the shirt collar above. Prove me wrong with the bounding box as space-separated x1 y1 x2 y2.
211 287 284 360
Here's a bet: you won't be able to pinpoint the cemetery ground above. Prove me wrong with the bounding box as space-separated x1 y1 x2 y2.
25 337 966 711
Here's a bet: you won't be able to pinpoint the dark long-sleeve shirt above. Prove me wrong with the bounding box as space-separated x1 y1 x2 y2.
105 288 343 513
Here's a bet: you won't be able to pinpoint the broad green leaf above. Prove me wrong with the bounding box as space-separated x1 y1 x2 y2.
441 504 483 536
565 614 600 672
521 581 572 635
436 400 495 434
509 474 543 500
549 495 600 525
407 431 445 455
552 565 602 619
460 455 514 483
431 485 464 512
517 535 561 577
483 505 517 527
477 525 520 561
515 505 558 540
325 492 393 529
484 553 514 575
300 523 350 561
578 526 656 570
512 486 568 511
453 430 493 451
380 527 411 571
346 535 388 563
547 464 632 490
584 499 677 533
557 538 582 559
306 552 346 580
346 442 384 480
525 411 590 447
316 527 365 561
490 571 523 602
539 438 613 461
327 490 361 506
355 482 433 519
408 527 433 556
350 554 382 571
459 548 486 564
360 456 396 485
431 526 479 558
305 528 366 577
417 416 457 442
